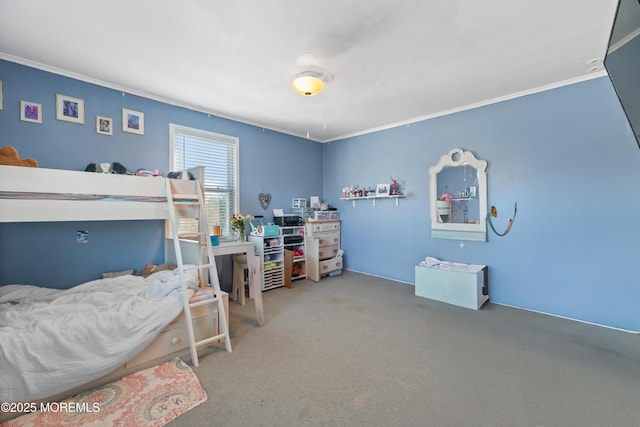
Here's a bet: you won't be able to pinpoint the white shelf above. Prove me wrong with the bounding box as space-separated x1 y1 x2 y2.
341 194 405 207
249 235 285 291
280 225 307 285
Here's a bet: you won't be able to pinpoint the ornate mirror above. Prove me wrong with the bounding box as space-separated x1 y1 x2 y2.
429 148 487 241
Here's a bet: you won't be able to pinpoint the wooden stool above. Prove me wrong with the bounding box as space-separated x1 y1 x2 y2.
231 254 252 305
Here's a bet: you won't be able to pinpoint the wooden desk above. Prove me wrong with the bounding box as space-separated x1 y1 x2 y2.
212 240 264 326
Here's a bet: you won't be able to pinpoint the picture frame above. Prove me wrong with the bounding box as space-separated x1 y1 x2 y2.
122 108 144 135
20 100 43 124
375 183 389 197
96 116 113 136
56 93 85 124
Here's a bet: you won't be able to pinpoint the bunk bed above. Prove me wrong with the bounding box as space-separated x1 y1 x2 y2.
0 164 230 418
0 164 177 222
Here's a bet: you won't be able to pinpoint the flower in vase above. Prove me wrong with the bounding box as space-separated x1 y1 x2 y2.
230 213 255 232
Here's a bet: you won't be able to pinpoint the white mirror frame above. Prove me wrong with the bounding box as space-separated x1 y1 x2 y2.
429 148 487 241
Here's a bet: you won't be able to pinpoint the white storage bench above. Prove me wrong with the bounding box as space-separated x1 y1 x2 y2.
415 262 488 310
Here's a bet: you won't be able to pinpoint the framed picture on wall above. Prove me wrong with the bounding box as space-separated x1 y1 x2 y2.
375 183 389 197
122 108 144 135
20 100 43 124
56 93 85 124
96 116 113 136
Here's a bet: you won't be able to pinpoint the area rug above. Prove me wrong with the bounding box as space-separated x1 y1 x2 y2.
3 358 207 427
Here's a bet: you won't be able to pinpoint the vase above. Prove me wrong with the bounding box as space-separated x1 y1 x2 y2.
235 229 245 242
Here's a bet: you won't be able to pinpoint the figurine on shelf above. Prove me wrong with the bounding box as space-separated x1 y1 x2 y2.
390 177 402 196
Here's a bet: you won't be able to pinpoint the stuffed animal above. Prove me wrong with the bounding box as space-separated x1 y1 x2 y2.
167 170 195 180
0 146 38 167
134 168 159 177
85 162 128 174
141 263 177 278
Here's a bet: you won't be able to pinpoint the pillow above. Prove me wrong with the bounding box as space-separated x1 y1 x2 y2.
102 269 135 279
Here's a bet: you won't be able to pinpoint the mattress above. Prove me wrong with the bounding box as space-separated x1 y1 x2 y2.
0 269 198 402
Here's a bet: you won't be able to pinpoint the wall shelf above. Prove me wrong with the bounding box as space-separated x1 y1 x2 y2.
340 194 405 207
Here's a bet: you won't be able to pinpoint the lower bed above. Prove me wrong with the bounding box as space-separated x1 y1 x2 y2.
0 268 227 408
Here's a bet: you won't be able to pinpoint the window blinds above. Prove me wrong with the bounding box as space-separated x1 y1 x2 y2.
170 124 239 235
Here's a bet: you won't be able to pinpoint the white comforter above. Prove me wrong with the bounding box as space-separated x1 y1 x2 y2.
0 269 198 402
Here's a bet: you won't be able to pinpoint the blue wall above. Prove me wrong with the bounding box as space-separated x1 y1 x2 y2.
2 59 639 332
324 77 640 332
0 60 323 287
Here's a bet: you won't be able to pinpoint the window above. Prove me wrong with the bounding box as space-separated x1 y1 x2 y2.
170 124 239 236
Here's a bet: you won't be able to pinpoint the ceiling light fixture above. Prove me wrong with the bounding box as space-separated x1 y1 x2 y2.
291 53 332 97
292 72 326 96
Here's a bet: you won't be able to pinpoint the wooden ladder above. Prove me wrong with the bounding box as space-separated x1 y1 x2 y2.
166 178 232 366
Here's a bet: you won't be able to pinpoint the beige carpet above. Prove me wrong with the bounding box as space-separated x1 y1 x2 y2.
3 358 206 427
174 270 640 427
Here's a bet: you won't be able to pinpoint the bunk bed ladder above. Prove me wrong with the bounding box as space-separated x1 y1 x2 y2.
166 179 232 367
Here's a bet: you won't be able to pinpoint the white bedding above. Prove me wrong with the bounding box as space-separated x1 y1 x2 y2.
0 269 198 402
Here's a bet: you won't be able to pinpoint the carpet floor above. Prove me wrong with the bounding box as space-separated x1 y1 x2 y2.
175 271 640 426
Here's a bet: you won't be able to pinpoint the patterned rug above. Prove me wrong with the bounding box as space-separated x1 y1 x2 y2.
4 358 206 427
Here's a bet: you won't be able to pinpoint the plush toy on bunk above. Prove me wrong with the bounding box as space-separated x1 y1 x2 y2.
167 170 195 180
85 162 128 174
0 145 38 167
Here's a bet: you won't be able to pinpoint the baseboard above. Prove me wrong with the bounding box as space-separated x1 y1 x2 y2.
492 302 640 334
344 269 639 334
343 268 414 285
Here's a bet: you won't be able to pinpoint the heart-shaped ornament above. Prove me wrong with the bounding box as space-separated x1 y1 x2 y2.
259 192 271 209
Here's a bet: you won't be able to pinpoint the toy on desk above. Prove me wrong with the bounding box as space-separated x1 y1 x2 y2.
250 218 262 233
249 218 279 237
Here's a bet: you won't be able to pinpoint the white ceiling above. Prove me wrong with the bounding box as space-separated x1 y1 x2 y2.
0 0 622 142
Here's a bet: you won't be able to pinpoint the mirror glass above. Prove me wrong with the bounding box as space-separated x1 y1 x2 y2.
604 0 640 147
429 148 487 241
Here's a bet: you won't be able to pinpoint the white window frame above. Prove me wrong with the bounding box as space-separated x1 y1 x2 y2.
169 124 240 236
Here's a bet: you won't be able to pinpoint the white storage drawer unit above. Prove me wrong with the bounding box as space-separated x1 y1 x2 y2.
415 263 488 310
305 220 342 282
319 256 343 275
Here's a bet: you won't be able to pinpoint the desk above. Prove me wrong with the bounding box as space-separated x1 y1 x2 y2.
165 239 264 326
212 241 264 326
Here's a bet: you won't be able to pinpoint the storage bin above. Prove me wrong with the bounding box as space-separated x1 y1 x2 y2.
313 211 340 220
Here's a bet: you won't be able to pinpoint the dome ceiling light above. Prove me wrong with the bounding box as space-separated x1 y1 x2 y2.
292 53 332 96
292 72 326 96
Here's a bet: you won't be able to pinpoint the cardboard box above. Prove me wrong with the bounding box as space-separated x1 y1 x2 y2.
284 249 293 288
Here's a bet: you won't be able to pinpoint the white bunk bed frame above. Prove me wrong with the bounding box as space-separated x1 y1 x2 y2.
0 164 230 420
0 164 179 222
